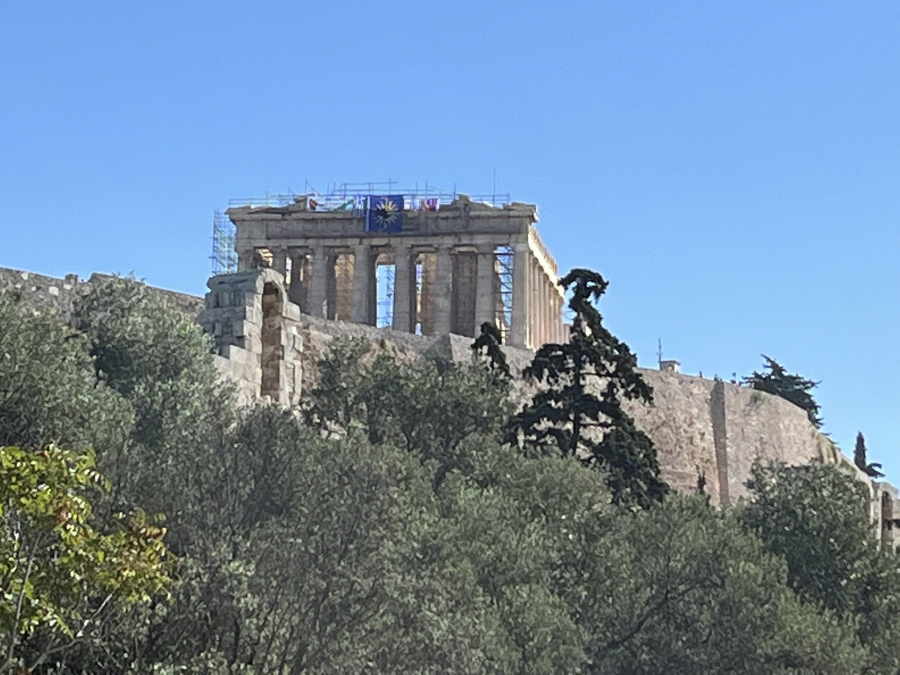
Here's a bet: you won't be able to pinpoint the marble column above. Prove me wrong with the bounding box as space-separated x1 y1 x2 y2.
287 250 306 311
531 257 540 348
473 247 496 336
537 267 545 347
433 246 454 335
510 242 530 347
352 244 373 325
536 262 543 347
553 290 563 342
309 246 328 319
392 245 413 332
272 248 288 279
543 276 551 346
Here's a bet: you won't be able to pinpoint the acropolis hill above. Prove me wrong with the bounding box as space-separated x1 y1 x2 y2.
2 186 896 544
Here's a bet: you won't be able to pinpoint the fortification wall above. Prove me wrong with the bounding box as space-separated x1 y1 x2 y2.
624 372 721 503
626 371 835 506
0 267 82 315
0 267 203 318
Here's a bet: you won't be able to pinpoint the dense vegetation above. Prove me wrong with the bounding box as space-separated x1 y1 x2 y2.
2 276 899 673
744 355 824 428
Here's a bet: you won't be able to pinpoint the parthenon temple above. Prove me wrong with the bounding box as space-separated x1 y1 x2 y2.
227 192 565 349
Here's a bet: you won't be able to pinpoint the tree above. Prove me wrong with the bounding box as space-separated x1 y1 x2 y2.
743 355 822 428
471 321 511 380
854 431 884 478
0 293 133 455
567 496 863 674
741 460 900 671
307 338 512 491
0 445 172 673
303 336 371 431
742 461 873 615
507 269 667 508
70 275 236 551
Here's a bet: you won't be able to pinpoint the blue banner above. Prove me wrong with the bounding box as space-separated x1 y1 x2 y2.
366 195 405 233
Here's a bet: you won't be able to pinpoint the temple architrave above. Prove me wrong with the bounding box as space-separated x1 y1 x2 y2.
227 193 565 349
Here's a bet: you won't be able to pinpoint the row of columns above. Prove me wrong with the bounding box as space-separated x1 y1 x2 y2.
240 242 564 349
509 242 566 348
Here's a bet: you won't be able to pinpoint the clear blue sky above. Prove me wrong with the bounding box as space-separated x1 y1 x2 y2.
2 2 898 477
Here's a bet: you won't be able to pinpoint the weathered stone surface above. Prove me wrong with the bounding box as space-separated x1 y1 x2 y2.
0 268 82 316
230 196 564 350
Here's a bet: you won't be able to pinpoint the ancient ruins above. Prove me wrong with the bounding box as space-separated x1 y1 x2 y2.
226 191 565 350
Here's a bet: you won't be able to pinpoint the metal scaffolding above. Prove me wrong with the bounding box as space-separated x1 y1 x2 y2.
495 245 514 342
211 210 238 275
375 263 395 328
228 181 512 214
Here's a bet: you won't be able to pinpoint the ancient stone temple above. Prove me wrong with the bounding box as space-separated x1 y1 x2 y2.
227 192 565 350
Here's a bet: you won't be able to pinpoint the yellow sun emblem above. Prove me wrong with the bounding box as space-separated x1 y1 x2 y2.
373 197 401 227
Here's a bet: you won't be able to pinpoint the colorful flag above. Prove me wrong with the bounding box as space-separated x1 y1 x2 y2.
366 195 404 233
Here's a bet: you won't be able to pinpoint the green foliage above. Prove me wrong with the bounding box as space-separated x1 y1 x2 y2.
0 444 172 673
0 294 133 453
744 355 823 428
742 461 873 615
854 432 884 478
304 336 371 429
3 276 898 672
508 268 667 508
308 337 513 490
742 460 900 671
70 276 236 547
72 275 231 452
570 496 862 674
472 321 511 380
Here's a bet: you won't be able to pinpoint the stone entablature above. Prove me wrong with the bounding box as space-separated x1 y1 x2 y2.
227 197 537 240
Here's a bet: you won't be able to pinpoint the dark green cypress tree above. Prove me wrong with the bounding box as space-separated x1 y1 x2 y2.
854 431 884 478
506 269 667 508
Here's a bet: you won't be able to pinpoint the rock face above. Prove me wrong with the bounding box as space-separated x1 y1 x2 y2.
626 371 836 506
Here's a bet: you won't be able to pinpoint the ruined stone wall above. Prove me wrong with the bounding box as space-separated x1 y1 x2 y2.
198 269 303 406
623 372 721 504
0 267 203 319
0 267 82 316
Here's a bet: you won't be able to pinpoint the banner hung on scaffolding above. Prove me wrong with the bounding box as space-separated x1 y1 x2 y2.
365 195 405 233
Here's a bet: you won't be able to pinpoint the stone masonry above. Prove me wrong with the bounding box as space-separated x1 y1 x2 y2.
197 269 303 406
227 194 565 350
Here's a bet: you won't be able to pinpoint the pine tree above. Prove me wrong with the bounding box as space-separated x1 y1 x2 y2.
743 356 823 428
507 269 667 508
